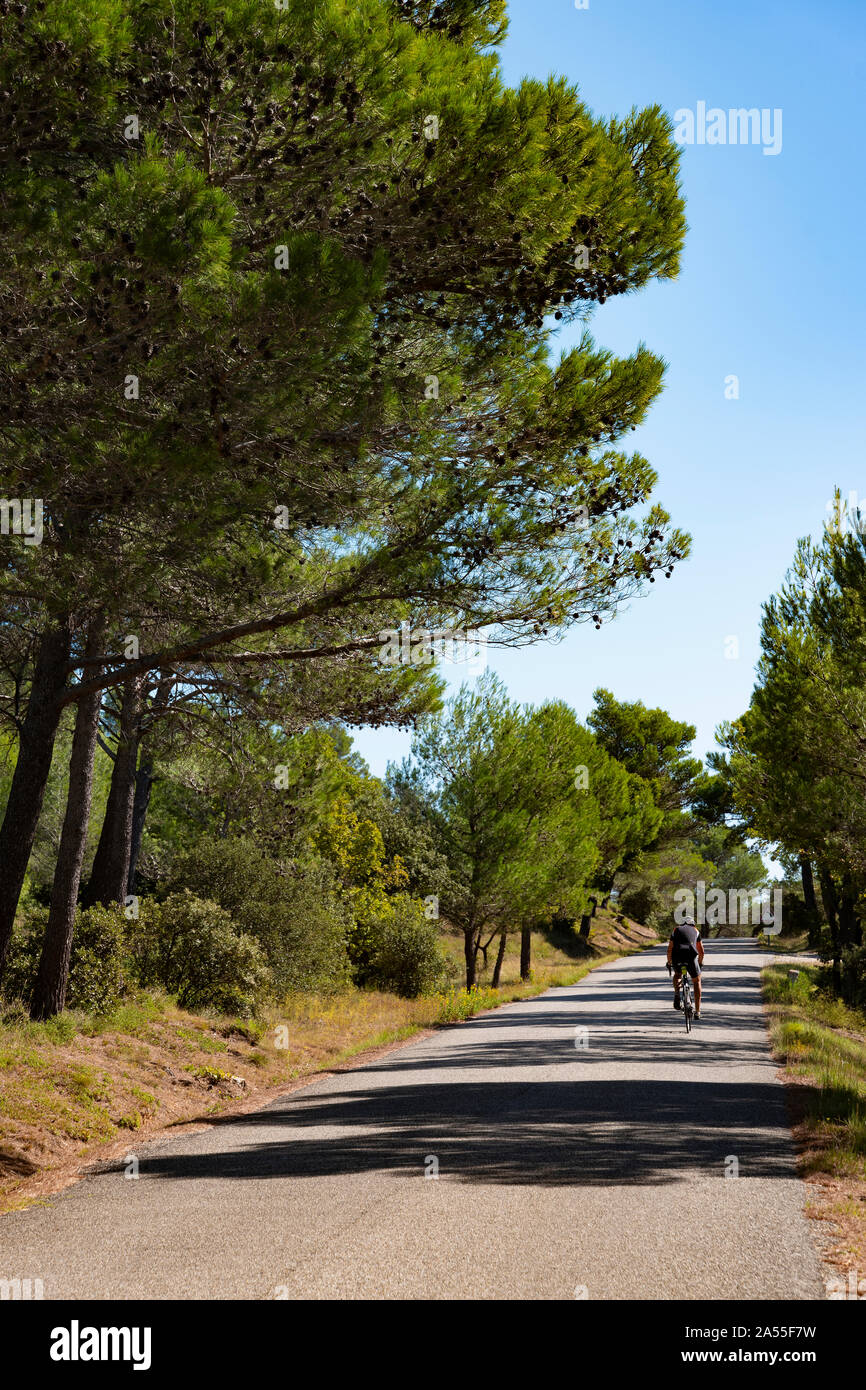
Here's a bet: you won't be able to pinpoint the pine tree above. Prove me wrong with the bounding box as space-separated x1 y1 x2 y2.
0 0 689 1006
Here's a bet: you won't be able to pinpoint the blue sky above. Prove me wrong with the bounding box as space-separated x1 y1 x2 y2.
352 0 866 778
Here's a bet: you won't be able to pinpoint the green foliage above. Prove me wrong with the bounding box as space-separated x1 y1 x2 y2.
617 843 717 931
129 892 271 1016
241 878 351 997
762 962 866 1175
587 687 772 931
0 0 692 1021
166 837 351 994
392 673 529 953
689 830 766 896
65 905 130 1015
495 702 603 925
185 1065 235 1086
572 722 662 891
2 904 130 1014
360 897 447 998
840 946 866 1012
377 796 455 903
617 882 659 927
2 0 690 681
434 984 502 1022
588 687 702 829
1 915 43 1003
392 673 667 981
723 515 866 977
778 892 823 945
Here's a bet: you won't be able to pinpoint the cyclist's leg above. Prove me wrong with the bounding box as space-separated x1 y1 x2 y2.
693 969 702 1014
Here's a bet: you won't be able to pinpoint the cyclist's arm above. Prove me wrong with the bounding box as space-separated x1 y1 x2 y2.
697 935 705 964
666 936 674 965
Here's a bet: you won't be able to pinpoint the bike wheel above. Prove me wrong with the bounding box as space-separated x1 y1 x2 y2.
683 981 693 1034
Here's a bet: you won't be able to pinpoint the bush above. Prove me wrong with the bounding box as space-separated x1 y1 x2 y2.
128 892 271 1016
779 891 822 944
166 836 269 915
232 866 351 995
354 896 446 998
840 945 866 1010
66 905 130 1013
617 883 659 928
1 904 131 1014
1 912 43 1001
168 838 351 994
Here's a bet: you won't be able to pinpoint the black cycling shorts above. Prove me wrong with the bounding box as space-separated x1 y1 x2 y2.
672 953 700 980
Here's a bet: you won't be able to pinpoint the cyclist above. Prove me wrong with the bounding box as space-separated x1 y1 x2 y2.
667 915 704 1018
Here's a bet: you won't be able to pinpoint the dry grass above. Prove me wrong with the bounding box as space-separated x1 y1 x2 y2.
763 932 812 956
762 962 866 1283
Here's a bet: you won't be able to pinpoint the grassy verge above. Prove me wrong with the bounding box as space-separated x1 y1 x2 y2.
762 932 813 956
0 919 647 1212
762 962 866 1279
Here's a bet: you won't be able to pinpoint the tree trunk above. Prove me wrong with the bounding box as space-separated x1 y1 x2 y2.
127 754 154 894
818 866 841 993
0 618 71 983
82 674 144 907
30 627 103 1020
838 875 861 949
463 927 476 990
491 930 508 988
799 852 817 913
477 930 497 973
125 676 171 893
579 895 598 940
520 925 532 981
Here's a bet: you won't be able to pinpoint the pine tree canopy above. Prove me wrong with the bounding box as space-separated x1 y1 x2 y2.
1 0 689 720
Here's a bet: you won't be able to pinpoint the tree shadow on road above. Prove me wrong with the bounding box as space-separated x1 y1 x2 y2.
136 939 793 1189
137 1075 796 1188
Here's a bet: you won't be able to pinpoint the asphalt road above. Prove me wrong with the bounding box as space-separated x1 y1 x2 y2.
1 940 825 1300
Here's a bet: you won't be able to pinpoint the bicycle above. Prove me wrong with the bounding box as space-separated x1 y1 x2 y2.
669 961 696 1034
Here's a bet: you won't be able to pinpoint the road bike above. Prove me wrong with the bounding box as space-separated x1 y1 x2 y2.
669 962 696 1034
678 963 696 1033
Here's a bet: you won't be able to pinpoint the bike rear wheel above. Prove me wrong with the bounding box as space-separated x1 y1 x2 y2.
682 972 694 1034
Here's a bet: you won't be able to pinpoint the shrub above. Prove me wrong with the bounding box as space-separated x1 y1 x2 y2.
355 896 447 998
434 984 501 1022
1 904 130 1014
168 838 351 994
1 912 43 1002
779 891 822 944
234 885 351 995
65 905 130 1014
840 945 866 1010
617 883 659 928
128 892 271 1016
166 836 270 916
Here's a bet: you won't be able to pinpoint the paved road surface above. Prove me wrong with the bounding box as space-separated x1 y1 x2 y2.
1 941 825 1299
